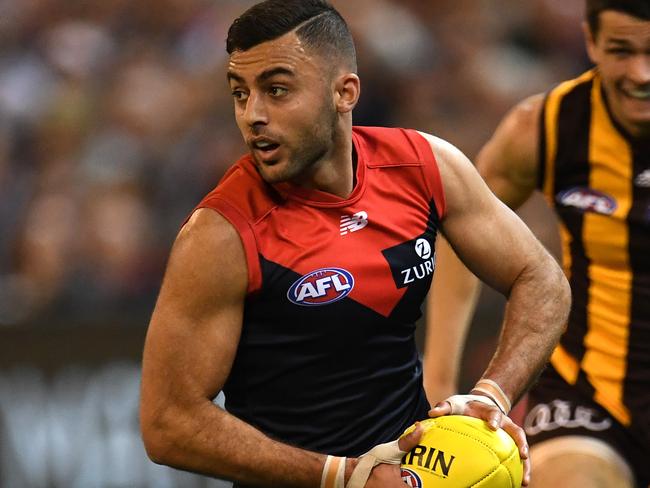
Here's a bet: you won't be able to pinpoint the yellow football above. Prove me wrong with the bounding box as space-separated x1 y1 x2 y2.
400 416 523 487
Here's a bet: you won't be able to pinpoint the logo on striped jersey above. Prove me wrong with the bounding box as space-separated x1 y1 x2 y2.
524 399 612 436
340 211 368 235
287 268 354 306
401 468 422 488
556 187 617 215
635 169 650 188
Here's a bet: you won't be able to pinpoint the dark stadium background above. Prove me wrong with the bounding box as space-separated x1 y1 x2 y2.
0 0 588 486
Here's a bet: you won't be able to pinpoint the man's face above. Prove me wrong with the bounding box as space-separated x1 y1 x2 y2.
586 11 650 138
227 32 339 184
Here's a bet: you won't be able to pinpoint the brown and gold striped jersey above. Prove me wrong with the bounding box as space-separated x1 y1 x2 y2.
538 69 650 429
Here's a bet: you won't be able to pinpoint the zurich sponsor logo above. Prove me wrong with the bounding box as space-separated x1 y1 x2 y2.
401 468 422 488
556 187 617 215
400 238 435 286
415 238 432 259
287 267 354 306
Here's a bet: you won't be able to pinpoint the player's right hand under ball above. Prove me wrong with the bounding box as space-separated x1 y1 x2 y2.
349 422 424 488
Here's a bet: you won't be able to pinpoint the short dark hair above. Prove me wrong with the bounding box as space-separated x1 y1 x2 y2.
586 0 650 35
226 0 357 71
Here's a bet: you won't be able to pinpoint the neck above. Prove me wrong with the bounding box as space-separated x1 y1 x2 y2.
293 121 355 198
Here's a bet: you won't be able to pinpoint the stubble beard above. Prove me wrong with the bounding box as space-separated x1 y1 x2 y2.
257 104 339 185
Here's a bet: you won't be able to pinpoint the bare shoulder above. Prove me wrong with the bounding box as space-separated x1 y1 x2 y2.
176 207 243 256
508 94 545 131
416 131 473 180
416 94 544 178
479 94 544 172
474 94 545 208
416 131 491 219
164 208 248 307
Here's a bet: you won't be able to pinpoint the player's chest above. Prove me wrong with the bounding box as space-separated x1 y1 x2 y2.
554 157 650 265
255 194 439 314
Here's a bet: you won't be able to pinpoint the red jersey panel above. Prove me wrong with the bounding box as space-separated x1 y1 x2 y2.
195 126 445 455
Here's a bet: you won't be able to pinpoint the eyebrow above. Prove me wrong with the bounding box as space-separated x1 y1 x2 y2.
227 71 244 83
227 66 295 84
258 67 295 81
605 38 633 45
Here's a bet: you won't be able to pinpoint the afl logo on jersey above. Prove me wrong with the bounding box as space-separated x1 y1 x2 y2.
556 187 617 215
401 468 422 488
287 268 354 306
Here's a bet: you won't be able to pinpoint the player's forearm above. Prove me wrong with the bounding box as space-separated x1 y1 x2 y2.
478 252 570 405
141 400 326 487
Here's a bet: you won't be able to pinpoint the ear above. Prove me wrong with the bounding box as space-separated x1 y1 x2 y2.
582 21 598 65
334 72 361 114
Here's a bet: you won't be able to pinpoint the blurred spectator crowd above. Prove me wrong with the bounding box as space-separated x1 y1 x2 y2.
0 0 590 328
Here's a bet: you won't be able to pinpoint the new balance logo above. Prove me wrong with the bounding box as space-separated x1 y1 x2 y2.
340 211 368 235
635 169 650 187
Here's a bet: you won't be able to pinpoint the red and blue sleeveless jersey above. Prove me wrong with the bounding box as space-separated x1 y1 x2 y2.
196 126 446 456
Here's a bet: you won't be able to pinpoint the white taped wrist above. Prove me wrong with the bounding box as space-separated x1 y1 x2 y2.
345 440 406 488
472 378 512 414
320 455 346 488
444 393 499 414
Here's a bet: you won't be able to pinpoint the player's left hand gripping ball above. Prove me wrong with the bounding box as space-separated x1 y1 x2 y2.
400 416 523 487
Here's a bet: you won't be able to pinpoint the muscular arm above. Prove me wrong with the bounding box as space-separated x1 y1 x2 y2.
420 103 569 405
140 209 325 487
140 208 421 487
423 95 551 403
